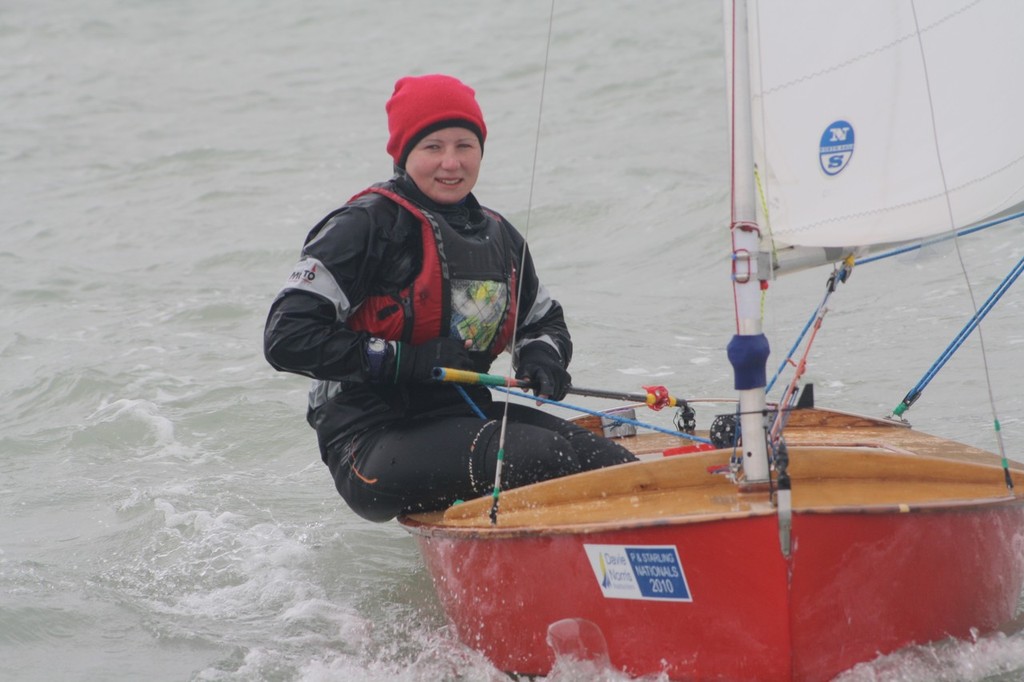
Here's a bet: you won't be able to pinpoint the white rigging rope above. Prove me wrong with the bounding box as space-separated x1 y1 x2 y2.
488 0 558 524
908 0 1007 465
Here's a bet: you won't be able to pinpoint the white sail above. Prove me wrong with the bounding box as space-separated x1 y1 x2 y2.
746 0 1024 252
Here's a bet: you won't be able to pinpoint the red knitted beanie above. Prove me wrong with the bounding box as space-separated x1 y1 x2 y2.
386 74 487 166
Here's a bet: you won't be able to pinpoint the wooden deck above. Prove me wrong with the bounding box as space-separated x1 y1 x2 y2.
402 407 1024 534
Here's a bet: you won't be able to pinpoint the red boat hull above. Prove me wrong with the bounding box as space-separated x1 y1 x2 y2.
404 503 1024 681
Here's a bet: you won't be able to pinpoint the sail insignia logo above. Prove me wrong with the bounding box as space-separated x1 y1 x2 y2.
819 120 854 176
584 544 692 602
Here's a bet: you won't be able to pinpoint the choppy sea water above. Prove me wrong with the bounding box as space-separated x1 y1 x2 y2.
3 1 1023 680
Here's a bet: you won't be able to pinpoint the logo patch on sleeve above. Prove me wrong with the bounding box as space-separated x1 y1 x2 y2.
287 259 318 286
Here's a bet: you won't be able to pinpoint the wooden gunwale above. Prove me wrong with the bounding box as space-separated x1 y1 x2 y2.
399 407 1024 538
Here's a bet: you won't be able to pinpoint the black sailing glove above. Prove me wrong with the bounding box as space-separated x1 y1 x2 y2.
394 337 473 383
515 342 571 401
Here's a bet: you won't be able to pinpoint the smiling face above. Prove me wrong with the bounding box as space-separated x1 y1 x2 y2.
404 127 482 205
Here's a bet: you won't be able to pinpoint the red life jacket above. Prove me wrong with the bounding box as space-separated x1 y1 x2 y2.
346 186 518 360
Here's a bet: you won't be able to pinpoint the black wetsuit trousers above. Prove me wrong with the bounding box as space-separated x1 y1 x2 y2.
330 403 637 522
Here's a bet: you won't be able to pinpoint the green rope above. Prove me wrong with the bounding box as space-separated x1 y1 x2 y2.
488 447 506 524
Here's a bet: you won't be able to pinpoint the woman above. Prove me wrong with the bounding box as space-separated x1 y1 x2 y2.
264 74 636 522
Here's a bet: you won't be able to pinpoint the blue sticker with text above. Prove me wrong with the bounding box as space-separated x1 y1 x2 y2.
819 120 854 176
584 544 692 602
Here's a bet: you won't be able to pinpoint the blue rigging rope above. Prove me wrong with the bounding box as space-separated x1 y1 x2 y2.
893 254 1024 416
766 260 851 396
766 307 817 395
492 387 714 444
454 385 488 420
768 212 1022 401
856 210 1024 266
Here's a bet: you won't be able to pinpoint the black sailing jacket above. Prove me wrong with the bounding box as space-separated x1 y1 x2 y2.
264 172 572 458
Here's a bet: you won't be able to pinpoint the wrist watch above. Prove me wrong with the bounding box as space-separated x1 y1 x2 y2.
366 337 388 380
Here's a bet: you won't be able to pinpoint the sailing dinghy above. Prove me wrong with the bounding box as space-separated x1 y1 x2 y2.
399 1 1024 679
